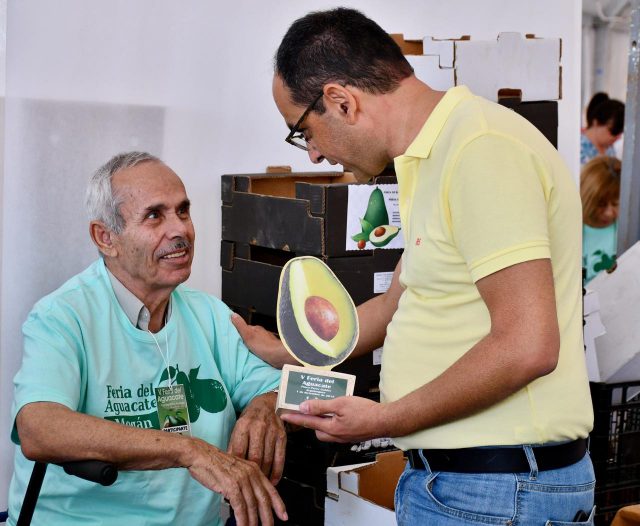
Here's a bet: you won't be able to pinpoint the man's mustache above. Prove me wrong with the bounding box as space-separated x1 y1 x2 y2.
156 239 193 258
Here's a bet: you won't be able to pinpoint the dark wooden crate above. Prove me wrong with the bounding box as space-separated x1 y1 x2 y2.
221 241 402 319
221 171 397 257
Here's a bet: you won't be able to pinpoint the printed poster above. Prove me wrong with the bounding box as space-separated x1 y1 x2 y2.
345 184 403 251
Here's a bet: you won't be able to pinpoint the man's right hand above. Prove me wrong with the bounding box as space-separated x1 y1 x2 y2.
231 313 297 369
184 437 287 526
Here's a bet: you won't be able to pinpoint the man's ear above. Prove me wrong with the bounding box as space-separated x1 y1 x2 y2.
89 221 118 258
323 83 359 124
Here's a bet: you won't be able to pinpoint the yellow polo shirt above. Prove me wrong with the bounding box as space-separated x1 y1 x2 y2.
381 86 593 450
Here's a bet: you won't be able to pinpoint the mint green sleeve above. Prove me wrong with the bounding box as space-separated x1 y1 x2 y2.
210 301 280 413
11 306 83 444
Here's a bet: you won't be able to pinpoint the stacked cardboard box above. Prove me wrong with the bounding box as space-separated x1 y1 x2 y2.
220 169 402 396
393 32 560 148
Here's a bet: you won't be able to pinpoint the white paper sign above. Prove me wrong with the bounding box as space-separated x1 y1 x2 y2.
345 184 404 251
372 347 383 366
374 272 394 294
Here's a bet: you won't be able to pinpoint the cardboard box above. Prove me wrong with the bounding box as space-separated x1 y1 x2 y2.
325 450 405 526
390 33 423 55
395 32 561 102
401 35 464 92
454 32 562 101
422 36 461 68
587 242 640 383
406 54 455 92
221 172 398 257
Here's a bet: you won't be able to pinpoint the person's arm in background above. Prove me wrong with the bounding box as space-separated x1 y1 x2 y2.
16 402 287 526
232 259 405 368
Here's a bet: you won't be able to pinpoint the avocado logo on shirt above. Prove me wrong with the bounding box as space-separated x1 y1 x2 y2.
103 364 227 429
592 250 617 273
160 364 227 422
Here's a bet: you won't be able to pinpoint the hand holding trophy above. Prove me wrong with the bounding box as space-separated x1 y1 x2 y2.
275 256 358 414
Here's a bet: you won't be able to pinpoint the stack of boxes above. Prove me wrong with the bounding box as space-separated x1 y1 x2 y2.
221 169 402 396
393 32 561 147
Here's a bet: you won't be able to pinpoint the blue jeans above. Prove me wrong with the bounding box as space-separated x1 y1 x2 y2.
394 447 595 525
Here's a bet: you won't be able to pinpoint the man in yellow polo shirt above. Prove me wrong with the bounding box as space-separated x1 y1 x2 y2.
237 7 595 525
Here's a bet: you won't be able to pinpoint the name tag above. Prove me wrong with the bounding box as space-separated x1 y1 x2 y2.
155 384 192 436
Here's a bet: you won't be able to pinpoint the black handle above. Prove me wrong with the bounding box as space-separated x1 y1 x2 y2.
59 460 118 486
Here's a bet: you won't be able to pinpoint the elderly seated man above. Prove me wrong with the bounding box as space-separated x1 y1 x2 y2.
7 152 287 526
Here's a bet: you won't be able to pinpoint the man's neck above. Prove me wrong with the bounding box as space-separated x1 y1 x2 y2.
380 76 445 160
105 261 173 333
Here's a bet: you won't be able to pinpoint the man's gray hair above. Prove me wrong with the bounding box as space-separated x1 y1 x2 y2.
86 151 161 234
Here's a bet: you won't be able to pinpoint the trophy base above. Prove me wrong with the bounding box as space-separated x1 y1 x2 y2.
276 364 356 414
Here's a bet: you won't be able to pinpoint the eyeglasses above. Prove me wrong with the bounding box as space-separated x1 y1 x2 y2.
285 91 324 151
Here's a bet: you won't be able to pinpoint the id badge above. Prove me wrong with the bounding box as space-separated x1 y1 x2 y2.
155 384 192 436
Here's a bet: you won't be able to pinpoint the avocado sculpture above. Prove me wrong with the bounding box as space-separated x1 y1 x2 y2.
277 256 359 367
351 187 400 249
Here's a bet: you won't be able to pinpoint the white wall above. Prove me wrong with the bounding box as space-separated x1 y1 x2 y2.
582 14 630 117
0 0 582 511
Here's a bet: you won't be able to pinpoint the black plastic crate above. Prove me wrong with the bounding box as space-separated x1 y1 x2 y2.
590 381 640 525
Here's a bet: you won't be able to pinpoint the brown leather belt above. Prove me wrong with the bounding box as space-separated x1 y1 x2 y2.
407 438 588 473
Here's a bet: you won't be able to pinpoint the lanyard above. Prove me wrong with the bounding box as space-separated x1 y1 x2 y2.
148 329 173 387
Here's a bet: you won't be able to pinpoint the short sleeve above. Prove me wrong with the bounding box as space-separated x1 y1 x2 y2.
11 307 84 443
447 133 552 282
210 303 280 413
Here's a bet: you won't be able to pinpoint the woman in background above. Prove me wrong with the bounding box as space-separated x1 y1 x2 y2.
581 156 621 283
581 92 625 165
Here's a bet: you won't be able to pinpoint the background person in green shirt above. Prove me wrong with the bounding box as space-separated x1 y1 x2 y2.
8 152 287 526
581 156 621 283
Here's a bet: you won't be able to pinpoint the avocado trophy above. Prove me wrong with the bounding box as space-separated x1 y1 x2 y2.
277 257 358 368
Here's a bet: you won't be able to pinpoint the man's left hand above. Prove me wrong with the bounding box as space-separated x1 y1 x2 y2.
280 396 388 443
229 391 286 484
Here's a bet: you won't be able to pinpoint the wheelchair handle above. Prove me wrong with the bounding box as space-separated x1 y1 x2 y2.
59 460 118 486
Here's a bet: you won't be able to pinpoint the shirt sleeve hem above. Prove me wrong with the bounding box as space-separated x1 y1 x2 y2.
469 244 551 283
11 395 77 445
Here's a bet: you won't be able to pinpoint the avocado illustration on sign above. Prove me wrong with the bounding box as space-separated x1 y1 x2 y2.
160 364 227 422
351 187 400 249
277 256 358 368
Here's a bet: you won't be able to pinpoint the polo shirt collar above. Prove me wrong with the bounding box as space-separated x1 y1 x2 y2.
402 85 473 160
106 266 172 331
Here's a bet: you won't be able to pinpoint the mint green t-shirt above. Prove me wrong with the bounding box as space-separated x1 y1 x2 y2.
8 259 279 526
583 222 617 283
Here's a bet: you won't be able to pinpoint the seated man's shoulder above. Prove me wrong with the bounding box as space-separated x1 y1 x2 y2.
29 260 105 318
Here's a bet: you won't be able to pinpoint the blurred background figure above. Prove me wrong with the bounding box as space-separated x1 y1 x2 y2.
580 92 625 165
581 155 621 283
